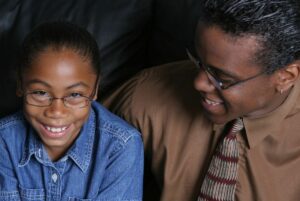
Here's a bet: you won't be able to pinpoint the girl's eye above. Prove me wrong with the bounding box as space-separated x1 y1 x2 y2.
69 92 83 98
31 90 48 96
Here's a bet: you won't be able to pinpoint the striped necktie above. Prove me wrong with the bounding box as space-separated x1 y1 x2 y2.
198 118 244 201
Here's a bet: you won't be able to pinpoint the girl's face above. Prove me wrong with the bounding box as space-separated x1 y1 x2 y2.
20 48 98 161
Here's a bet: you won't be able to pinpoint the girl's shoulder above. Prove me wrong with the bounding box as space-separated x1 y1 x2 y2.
0 111 27 152
0 111 25 131
92 101 142 143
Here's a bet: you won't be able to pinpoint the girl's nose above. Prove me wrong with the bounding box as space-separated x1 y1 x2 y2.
44 99 68 118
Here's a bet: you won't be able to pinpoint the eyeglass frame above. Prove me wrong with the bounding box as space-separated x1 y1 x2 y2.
186 48 270 90
21 74 100 108
24 91 95 108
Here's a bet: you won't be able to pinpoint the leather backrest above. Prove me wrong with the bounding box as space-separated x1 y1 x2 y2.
0 0 152 117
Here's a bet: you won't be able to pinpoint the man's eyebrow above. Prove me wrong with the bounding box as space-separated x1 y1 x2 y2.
196 53 240 79
205 63 240 79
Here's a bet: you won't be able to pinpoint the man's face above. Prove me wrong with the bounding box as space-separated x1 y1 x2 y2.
194 25 283 124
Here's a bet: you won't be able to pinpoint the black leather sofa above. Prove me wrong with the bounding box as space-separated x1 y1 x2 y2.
0 0 201 117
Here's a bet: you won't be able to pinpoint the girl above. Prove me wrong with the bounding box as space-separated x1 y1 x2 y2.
0 21 143 201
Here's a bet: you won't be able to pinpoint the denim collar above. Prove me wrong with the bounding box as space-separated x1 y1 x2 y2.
19 108 96 173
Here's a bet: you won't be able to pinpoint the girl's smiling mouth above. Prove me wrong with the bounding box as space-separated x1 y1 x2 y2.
40 124 71 138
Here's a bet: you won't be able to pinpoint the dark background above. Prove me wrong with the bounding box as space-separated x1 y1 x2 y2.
0 0 202 117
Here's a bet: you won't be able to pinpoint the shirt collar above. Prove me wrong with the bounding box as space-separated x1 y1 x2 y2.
67 108 96 172
212 79 300 149
19 108 96 173
19 124 45 167
243 79 300 149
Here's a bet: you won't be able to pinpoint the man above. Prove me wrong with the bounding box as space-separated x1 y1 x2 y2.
103 0 300 200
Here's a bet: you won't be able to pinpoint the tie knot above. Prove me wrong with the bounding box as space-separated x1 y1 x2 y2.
231 118 244 133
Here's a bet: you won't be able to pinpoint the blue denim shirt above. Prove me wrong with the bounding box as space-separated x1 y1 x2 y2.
0 101 143 201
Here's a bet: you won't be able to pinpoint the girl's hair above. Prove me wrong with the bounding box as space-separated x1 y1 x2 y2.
18 21 101 81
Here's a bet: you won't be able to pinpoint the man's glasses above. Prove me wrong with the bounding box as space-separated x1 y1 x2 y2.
24 90 94 109
186 49 269 90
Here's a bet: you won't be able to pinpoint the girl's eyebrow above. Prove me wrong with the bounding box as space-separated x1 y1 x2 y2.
66 82 90 89
25 79 51 88
25 79 90 89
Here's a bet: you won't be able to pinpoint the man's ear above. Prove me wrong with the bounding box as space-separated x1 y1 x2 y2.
275 60 300 93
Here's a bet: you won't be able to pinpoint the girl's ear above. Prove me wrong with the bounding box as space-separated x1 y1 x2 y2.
93 88 99 101
275 60 300 93
16 80 23 97
92 79 100 101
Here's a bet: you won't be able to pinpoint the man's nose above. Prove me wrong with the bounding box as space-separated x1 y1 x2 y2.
194 70 216 93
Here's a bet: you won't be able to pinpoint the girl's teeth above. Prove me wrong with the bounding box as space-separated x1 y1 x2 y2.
45 126 67 133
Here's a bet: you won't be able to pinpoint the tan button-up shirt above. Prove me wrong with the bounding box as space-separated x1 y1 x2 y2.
103 61 300 201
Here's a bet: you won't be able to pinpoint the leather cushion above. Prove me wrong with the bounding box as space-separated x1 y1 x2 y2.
0 0 152 117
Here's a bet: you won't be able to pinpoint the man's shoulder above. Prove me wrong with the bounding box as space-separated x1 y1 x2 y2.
138 60 196 84
103 60 205 134
103 60 199 111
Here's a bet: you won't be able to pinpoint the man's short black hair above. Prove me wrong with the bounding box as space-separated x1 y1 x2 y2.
199 0 300 73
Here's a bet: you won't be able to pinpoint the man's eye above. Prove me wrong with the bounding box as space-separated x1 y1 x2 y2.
207 68 235 85
219 78 235 86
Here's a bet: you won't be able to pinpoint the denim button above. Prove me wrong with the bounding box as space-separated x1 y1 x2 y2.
38 149 42 158
52 173 58 183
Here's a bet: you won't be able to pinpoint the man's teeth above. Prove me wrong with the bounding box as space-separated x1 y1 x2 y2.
45 126 67 133
205 98 221 106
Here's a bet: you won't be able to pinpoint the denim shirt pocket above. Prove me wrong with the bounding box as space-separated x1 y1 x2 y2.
0 190 20 201
68 197 92 201
18 185 45 201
